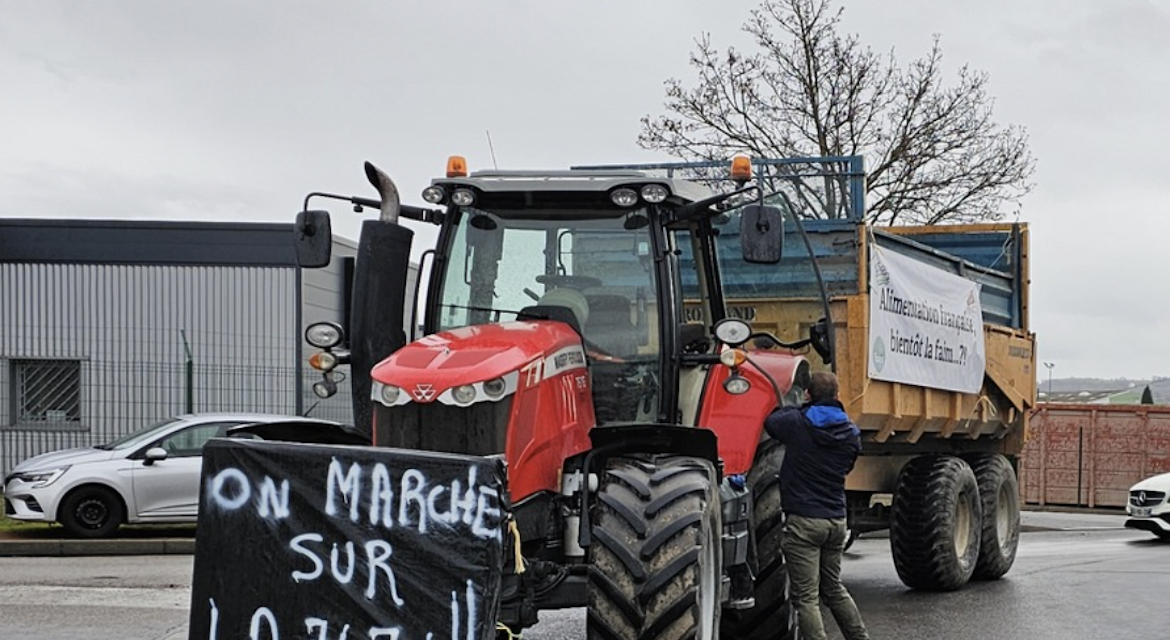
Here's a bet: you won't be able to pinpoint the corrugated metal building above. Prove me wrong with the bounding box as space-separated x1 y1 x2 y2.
0 218 359 473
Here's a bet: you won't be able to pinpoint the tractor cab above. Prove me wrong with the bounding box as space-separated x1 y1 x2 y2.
297 156 807 494
420 160 744 427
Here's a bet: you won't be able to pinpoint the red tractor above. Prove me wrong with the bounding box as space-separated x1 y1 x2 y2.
296 156 831 640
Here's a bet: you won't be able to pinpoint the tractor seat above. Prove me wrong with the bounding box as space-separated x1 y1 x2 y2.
519 288 590 336
517 304 584 336
584 294 638 356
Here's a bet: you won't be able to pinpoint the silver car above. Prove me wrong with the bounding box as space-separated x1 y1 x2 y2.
3 412 364 538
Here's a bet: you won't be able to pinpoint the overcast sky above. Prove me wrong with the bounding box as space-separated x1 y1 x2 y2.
3 1 1168 381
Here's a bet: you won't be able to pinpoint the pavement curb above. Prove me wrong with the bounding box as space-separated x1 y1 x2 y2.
0 538 195 557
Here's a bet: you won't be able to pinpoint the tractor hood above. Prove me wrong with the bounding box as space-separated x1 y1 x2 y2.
370 320 586 405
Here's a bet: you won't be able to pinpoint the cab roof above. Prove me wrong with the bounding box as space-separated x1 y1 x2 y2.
433 169 714 204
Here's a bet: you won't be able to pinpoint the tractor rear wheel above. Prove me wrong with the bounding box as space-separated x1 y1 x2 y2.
964 452 1021 580
587 454 721 640
890 455 982 591
719 439 798 640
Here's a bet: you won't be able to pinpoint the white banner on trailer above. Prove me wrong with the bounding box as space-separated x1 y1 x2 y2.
868 246 985 394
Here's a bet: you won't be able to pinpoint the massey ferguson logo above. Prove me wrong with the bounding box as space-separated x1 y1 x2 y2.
412 384 437 402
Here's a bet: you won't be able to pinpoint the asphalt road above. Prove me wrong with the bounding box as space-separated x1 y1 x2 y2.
0 554 193 640
517 510 1168 640
0 510 1163 640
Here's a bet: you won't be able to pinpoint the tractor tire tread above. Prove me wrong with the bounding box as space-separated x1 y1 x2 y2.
587 455 720 640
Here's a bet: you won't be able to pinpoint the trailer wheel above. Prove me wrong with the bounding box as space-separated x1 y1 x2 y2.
890 455 981 591
963 453 1020 580
587 455 722 640
719 439 798 640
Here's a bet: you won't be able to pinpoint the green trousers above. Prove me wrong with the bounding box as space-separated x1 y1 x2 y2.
781 514 871 640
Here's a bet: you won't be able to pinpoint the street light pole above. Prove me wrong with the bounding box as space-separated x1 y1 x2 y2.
1044 362 1055 399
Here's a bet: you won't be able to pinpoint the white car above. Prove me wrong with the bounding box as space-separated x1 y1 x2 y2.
1124 471 1170 540
3 412 366 538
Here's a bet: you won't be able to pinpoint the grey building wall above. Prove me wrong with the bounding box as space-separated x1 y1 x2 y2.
0 219 355 473
0 263 300 470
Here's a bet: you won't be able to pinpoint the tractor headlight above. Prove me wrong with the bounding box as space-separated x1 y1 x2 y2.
483 377 507 399
372 381 406 407
422 185 446 204
452 385 477 405
611 188 639 207
436 371 519 405
451 189 476 207
714 318 753 347
305 322 344 349
641 184 668 203
312 380 337 399
723 376 752 395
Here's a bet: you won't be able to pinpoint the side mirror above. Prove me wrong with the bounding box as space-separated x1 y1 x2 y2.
295 210 333 268
740 204 784 264
143 447 168 466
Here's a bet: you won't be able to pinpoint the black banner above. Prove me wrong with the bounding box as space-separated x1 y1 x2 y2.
188 439 507 640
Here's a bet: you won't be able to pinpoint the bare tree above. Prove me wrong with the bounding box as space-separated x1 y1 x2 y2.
639 0 1035 225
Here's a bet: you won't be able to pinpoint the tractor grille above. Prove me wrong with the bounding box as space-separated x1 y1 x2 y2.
1129 490 1167 508
374 398 514 456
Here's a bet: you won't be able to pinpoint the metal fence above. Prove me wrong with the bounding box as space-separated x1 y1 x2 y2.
1020 403 1170 508
0 360 354 473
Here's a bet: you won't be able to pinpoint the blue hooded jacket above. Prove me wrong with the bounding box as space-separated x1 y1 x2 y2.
764 400 861 519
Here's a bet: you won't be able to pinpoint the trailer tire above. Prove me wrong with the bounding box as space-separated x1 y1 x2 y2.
963 453 1020 580
719 439 798 640
587 455 722 640
890 455 981 591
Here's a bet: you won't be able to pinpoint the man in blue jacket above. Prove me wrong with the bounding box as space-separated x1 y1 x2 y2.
764 371 870 640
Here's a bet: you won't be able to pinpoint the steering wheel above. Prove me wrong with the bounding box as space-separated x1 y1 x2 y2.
536 274 603 290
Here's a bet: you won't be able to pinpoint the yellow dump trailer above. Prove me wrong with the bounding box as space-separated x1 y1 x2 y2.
741 223 1034 445
711 213 1034 588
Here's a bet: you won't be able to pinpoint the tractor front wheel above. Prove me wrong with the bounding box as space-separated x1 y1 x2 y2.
587 454 721 640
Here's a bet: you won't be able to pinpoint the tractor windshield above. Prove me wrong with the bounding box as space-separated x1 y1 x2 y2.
436 206 662 423
437 207 657 355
